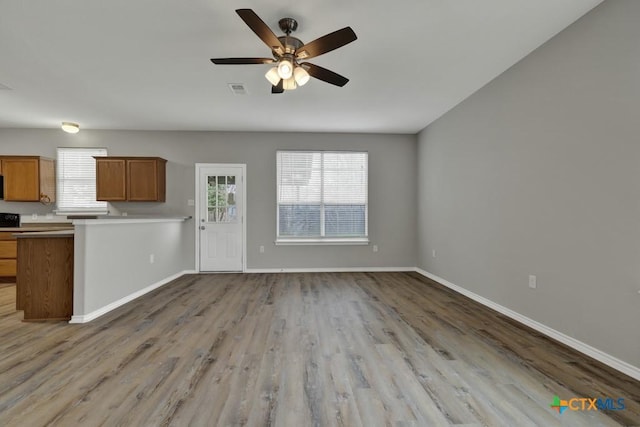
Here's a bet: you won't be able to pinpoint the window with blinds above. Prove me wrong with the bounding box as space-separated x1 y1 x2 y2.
277 150 368 243
56 147 108 212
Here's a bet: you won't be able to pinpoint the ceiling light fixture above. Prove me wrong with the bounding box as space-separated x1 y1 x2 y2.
293 66 310 86
282 77 297 91
265 62 309 90
61 122 80 134
212 10 357 94
277 59 293 79
265 67 281 86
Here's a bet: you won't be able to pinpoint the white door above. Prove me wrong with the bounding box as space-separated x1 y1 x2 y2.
197 165 244 271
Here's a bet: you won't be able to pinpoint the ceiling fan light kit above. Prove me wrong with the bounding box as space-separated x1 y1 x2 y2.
210 9 357 93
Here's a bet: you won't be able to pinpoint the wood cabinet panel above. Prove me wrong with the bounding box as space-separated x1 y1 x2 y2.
0 259 16 276
17 236 74 321
0 241 17 258
2 158 39 201
95 158 126 201
38 158 56 204
0 232 16 241
127 159 166 201
0 232 17 278
0 156 56 202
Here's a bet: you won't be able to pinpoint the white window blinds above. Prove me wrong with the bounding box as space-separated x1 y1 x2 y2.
277 151 368 242
56 147 108 212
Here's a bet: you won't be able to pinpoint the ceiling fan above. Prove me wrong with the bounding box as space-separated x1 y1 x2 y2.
210 9 357 93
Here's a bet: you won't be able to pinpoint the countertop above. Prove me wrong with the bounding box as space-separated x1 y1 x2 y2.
72 215 192 225
15 230 75 238
0 226 74 233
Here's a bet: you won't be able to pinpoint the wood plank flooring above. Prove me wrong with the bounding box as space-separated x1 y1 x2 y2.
0 272 638 426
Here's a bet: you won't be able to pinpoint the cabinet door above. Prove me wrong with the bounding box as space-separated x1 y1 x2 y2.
2 158 40 201
96 158 126 201
127 159 160 201
39 158 56 203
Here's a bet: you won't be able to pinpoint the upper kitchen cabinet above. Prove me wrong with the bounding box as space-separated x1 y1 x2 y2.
95 158 126 201
95 157 166 202
0 156 56 203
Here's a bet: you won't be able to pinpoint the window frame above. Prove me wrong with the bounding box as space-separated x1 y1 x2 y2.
276 150 369 245
55 147 109 215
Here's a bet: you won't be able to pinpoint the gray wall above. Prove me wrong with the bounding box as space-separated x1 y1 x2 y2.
74 220 187 317
417 0 640 367
0 129 417 270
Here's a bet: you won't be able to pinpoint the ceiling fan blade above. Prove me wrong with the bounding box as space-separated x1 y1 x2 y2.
236 9 285 54
210 58 274 65
295 27 357 60
272 80 284 94
301 62 349 87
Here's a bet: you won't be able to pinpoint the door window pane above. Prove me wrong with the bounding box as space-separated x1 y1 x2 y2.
207 175 238 223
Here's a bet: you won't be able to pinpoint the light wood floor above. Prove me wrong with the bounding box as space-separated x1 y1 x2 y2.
0 272 638 426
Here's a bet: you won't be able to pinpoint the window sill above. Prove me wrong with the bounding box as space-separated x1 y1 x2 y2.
275 238 369 246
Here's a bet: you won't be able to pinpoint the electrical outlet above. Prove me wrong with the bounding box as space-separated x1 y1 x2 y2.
432 250 437 258
149 254 155 264
529 275 537 289
373 245 378 252
259 245 265 253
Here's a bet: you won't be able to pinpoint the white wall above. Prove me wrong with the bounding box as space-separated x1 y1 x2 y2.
0 130 417 270
417 0 640 368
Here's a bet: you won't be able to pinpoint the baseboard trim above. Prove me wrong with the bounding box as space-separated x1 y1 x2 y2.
414 268 640 381
244 267 416 273
69 270 190 324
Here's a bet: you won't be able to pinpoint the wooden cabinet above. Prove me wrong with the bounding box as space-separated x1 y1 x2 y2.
95 157 166 202
16 232 74 321
0 156 56 203
0 232 17 277
96 158 127 201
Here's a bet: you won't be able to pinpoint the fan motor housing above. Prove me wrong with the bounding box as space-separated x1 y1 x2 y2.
277 35 303 54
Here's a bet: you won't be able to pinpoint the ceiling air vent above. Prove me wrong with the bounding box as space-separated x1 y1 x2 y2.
228 83 247 95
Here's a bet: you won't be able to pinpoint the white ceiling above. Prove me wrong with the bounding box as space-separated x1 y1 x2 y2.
0 0 602 134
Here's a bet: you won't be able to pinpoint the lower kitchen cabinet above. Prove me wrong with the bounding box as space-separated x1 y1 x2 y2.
16 232 74 321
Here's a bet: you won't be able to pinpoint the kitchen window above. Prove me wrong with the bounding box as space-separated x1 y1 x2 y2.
276 150 368 244
56 147 108 213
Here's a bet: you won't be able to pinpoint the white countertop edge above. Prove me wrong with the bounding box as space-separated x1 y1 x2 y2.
15 230 75 238
72 216 191 225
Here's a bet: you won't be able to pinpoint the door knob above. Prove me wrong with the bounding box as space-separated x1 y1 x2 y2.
200 225 206 230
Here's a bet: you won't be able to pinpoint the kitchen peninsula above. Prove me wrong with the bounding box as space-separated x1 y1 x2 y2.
70 215 191 323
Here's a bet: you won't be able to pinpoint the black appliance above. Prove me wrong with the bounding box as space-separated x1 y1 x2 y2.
0 213 20 228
